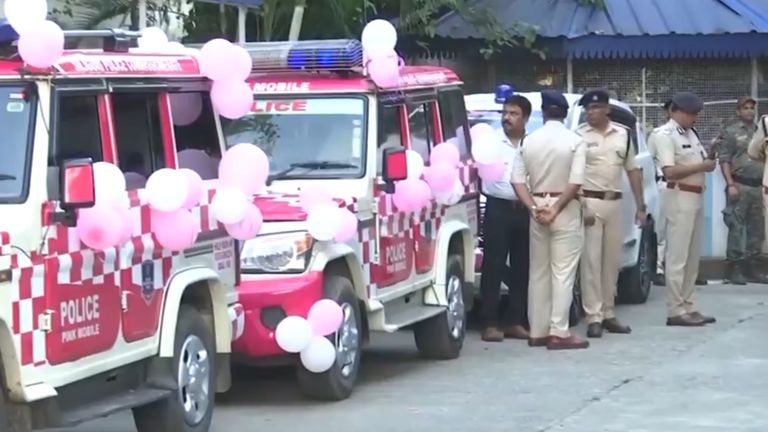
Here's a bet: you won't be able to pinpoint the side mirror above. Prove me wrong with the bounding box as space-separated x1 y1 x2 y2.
56 158 95 226
381 147 408 193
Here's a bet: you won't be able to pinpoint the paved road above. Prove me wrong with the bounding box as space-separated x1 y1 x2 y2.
53 282 768 432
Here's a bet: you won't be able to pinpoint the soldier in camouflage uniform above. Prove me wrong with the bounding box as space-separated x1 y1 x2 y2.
718 96 768 284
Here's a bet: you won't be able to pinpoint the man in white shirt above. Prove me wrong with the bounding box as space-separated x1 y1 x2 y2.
479 95 533 342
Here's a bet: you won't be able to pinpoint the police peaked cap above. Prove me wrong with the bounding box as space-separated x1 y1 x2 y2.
578 89 610 106
540 89 569 111
671 92 704 114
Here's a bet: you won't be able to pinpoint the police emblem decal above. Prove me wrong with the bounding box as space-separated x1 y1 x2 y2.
141 260 155 304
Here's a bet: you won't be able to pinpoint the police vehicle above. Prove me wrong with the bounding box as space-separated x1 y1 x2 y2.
469 85 660 316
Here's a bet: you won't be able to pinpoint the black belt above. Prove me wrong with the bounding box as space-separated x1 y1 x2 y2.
484 195 527 207
656 175 666 182
732 175 762 188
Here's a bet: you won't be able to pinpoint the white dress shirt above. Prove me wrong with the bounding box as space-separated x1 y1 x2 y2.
482 131 522 200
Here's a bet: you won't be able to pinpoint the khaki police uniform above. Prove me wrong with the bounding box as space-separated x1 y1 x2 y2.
655 118 708 320
648 126 668 278
512 120 586 341
578 121 636 325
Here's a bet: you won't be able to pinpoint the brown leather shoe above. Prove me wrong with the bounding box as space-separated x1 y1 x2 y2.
503 325 530 340
602 318 632 334
586 322 603 338
481 327 504 342
528 337 550 347
688 311 716 324
547 335 589 350
666 313 705 327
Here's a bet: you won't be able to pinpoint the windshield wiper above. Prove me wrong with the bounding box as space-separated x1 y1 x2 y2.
266 161 358 186
0 174 16 181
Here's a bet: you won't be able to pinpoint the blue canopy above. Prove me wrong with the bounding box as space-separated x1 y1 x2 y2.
433 0 768 58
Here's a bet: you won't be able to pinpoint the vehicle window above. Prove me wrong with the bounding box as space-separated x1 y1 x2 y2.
171 91 221 180
438 89 470 159
407 103 433 162
0 85 34 201
221 97 366 179
377 103 403 175
112 93 166 190
51 94 103 165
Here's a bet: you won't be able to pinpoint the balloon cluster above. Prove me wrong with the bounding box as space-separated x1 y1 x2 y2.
299 184 358 243
391 143 465 212
145 168 205 251
211 144 268 240
198 39 254 120
5 0 65 69
469 123 507 182
275 300 344 373
360 19 403 88
76 162 134 251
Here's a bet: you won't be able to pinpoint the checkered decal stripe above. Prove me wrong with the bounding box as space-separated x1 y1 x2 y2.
10 186 225 367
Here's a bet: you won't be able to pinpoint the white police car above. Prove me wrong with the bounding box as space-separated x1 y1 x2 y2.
470 85 660 310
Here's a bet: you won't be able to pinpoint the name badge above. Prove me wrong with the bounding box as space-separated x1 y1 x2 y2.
586 141 599 148
682 144 691 149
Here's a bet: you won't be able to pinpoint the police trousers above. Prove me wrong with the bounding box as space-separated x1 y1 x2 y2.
528 198 583 339
580 197 622 324
723 182 765 262
664 188 703 317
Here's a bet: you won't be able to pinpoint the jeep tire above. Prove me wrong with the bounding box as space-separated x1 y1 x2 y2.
297 274 362 401
133 305 215 432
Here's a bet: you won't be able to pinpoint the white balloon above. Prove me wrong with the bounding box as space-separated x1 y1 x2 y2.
145 168 189 213
435 178 463 206
165 41 186 53
4 0 47 36
92 162 127 205
361 19 398 55
405 149 425 180
471 138 502 165
210 186 249 225
137 26 169 49
275 316 313 353
307 204 342 242
300 336 337 373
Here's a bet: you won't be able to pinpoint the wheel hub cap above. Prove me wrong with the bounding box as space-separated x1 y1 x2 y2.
335 302 359 377
446 275 465 339
177 335 210 425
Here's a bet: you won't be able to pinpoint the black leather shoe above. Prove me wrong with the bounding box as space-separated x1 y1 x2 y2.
586 322 603 338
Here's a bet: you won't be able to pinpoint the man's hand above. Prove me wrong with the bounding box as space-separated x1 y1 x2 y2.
701 159 717 172
584 213 596 226
635 209 647 226
536 206 557 225
727 184 739 198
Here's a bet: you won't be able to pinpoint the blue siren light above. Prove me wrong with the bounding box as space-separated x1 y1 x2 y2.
494 83 515 104
245 39 364 73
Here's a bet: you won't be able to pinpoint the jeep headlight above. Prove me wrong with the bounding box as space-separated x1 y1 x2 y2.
240 231 314 273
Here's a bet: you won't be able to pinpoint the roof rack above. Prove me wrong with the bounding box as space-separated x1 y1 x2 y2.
62 29 143 53
238 39 364 74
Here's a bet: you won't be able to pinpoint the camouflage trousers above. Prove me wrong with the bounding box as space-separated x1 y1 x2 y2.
723 183 765 262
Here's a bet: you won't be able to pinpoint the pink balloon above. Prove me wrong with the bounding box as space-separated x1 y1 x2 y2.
334 208 359 243
393 178 432 212
478 161 506 182
218 143 269 195
299 184 334 212
180 168 204 209
152 209 200 252
199 38 235 81
423 162 458 193
368 55 400 88
307 299 344 337
76 205 121 251
414 179 433 208
430 142 461 167
229 44 253 82
170 93 203 126
115 205 135 245
211 80 253 120
224 204 264 240
18 20 65 69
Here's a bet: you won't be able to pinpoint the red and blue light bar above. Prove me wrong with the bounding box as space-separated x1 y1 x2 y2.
243 39 364 73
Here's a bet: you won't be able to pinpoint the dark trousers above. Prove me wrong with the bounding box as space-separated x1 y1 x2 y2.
480 196 530 328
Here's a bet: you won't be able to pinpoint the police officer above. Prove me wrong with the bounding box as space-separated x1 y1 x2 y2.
479 94 532 342
649 100 709 287
577 89 646 338
654 92 717 326
512 89 588 350
718 96 768 284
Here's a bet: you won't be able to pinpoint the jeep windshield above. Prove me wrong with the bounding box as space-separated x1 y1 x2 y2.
0 85 34 203
221 96 366 179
